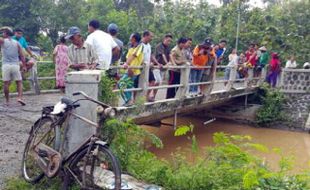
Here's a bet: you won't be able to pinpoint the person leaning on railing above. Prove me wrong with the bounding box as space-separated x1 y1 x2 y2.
120 32 144 106
189 40 213 95
200 38 216 94
65 26 98 71
166 37 188 99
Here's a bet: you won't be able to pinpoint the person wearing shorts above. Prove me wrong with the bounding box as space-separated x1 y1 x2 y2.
141 30 162 102
0 27 27 106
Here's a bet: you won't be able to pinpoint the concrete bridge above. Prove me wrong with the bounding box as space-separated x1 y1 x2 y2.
64 63 267 126
1 61 309 127
0 61 305 120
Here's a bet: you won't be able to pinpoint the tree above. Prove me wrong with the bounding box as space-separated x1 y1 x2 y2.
0 0 40 44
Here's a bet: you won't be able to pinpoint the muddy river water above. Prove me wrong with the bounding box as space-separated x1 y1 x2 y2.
144 116 310 173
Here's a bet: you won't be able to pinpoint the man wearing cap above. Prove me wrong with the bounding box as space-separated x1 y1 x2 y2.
107 23 123 79
65 26 98 71
190 40 214 95
86 20 120 70
0 27 27 106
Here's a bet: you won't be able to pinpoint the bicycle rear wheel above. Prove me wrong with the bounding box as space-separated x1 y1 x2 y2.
21 116 60 183
70 143 121 190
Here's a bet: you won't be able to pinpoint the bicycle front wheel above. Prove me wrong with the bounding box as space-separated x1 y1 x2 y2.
70 143 121 190
21 116 60 183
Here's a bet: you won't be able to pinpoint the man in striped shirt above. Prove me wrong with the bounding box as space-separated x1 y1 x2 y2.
65 26 98 71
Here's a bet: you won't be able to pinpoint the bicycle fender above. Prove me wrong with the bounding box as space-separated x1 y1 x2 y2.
94 140 108 147
31 116 53 133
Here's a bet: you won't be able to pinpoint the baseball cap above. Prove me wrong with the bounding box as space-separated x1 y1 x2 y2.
65 26 81 40
107 23 118 33
203 38 213 46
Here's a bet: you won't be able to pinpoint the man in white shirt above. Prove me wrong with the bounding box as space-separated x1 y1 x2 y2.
86 20 120 70
141 30 162 102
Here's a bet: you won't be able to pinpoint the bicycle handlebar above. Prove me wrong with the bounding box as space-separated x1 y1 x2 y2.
72 91 111 108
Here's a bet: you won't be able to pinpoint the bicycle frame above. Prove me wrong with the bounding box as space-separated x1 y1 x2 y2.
31 102 108 185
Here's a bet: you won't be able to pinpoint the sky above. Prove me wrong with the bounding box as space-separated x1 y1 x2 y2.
201 0 265 8
188 0 264 8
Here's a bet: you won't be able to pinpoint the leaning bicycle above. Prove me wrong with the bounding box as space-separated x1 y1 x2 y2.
21 91 122 190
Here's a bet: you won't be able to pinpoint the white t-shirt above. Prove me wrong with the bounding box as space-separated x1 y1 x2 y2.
86 30 118 70
142 42 151 65
285 60 297 68
227 54 238 67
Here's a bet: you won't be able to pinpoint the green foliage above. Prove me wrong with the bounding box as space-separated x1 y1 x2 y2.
102 119 163 171
2 0 308 65
174 124 193 136
98 74 118 106
5 125 310 190
101 120 310 190
5 177 79 190
256 83 286 125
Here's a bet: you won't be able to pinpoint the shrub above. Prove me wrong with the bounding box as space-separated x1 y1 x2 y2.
256 83 286 125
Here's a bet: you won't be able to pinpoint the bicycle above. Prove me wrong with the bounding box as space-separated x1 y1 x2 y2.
21 91 122 190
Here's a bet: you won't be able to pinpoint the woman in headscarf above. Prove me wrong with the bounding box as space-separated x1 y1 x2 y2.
266 53 281 87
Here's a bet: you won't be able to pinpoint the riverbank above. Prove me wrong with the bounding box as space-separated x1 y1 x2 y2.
145 116 310 173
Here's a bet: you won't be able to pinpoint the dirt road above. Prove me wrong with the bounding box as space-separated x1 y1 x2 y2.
0 93 61 189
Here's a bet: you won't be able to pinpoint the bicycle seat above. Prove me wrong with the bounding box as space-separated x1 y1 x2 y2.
42 105 54 114
61 97 80 109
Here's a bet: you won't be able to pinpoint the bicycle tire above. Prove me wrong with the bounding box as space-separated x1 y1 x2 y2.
69 143 122 190
21 116 60 183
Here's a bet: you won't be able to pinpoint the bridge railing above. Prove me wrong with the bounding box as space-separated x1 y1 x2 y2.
110 63 267 106
0 60 267 101
0 61 59 95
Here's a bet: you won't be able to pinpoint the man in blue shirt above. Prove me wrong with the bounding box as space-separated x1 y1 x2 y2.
13 28 37 77
13 28 36 58
215 39 227 64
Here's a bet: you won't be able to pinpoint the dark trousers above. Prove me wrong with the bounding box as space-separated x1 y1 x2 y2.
266 71 278 87
166 70 181 99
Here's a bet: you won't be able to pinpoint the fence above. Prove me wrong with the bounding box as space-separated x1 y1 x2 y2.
0 61 267 101
109 63 266 106
0 61 59 95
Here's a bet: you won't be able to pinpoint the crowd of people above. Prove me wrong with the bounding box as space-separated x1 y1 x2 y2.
0 19 309 106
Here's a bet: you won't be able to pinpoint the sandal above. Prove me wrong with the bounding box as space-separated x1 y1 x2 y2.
17 99 26 106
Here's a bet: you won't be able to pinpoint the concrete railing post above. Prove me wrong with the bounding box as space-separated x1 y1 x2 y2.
176 63 190 99
202 61 217 96
277 69 284 88
30 63 40 95
64 70 103 156
226 66 237 91
137 63 149 98
245 68 254 88
259 67 267 85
